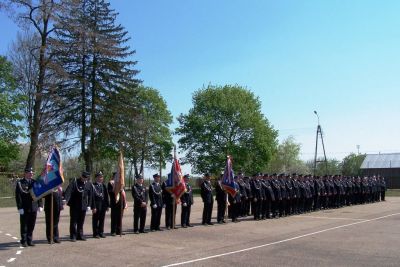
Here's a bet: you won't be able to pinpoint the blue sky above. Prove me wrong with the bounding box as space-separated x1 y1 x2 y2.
1 0 400 174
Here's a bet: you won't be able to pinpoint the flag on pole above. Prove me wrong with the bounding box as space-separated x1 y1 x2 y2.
222 156 237 197
31 146 64 201
166 149 186 198
114 151 125 202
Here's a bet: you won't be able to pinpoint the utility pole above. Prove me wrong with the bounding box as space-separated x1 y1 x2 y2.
313 111 328 175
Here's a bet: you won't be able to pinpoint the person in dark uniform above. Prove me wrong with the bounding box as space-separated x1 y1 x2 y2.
44 186 63 244
91 171 109 238
108 172 127 236
15 167 43 247
228 176 241 222
162 179 176 230
379 176 387 201
251 173 262 220
243 176 253 216
180 174 194 228
132 175 148 234
201 173 214 225
215 174 227 224
64 171 94 241
237 172 248 217
149 173 163 231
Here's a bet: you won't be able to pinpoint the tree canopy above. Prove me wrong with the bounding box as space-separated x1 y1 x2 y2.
0 56 23 168
176 84 278 175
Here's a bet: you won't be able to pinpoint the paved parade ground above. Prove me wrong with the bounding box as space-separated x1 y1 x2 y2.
0 196 399 267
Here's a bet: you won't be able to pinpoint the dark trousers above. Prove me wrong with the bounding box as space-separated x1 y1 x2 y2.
202 201 213 224
181 205 191 226
165 203 177 228
111 205 124 234
92 208 106 236
217 201 226 222
381 191 385 201
134 206 147 232
45 210 60 242
253 199 261 220
150 206 162 230
70 208 86 239
20 212 37 244
231 202 240 222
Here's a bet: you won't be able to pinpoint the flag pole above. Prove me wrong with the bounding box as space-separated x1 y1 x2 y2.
50 192 54 244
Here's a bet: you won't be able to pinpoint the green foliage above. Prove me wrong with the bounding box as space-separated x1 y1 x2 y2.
306 158 341 176
176 84 278 175
267 136 310 174
341 153 366 176
0 56 23 168
99 86 173 176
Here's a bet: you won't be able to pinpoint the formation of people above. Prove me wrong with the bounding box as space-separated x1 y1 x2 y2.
15 168 386 247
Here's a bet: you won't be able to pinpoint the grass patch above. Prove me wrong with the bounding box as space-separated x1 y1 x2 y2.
386 189 400 197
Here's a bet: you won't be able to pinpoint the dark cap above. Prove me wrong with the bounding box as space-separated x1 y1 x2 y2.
153 173 160 178
183 174 190 179
135 174 144 179
95 171 103 178
81 171 90 178
204 173 210 177
24 167 34 173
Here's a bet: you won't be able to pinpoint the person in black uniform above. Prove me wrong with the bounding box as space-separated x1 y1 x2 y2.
64 171 94 241
15 167 43 247
251 173 262 220
215 174 227 224
180 174 194 228
91 171 109 238
228 176 241 222
108 172 127 236
162 179 176 230
149 173 163 231
201 173 214 225
243 176 253 216
237 172 248 217
132 175 148 234
44 186 63 244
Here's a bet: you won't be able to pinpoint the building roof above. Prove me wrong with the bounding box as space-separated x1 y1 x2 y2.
360 153 400 169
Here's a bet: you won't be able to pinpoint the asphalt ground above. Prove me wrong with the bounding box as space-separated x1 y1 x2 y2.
0 197 399 267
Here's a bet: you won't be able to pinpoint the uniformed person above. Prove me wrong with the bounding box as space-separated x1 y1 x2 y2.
149 173 163 231
180 174 194 228
15 167 43 247
201 173 214 225
91 171 109 238
228 176 241 222
44 186 63 243
64 171 94 241
162 178 176 230
215 174 227 224
132 175 148 234
108 172 127 236
250 173 262 220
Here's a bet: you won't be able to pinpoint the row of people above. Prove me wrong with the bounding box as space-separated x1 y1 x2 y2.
203 173 387 223
15 168 386 247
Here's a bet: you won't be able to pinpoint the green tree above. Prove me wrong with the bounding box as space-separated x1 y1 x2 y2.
0 56 23 169
99 86 173 177
53 0 139 171
341 153 366 176
267 136 310 174
306 158 341 176
176 84 278 175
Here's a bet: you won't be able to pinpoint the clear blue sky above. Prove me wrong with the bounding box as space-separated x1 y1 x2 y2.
1 0 400 173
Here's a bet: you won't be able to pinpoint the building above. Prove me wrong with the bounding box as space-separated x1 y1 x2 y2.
360 153 400 188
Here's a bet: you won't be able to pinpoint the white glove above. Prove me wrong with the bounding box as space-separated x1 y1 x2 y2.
152 204 157 209
182 203 187 207
86 207 91 211
38 207 43 213
18 209 24 215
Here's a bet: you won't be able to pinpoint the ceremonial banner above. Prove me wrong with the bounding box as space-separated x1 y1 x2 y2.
31 146 64 201
114 151 125 202
222 156 237 197
166 150 186 198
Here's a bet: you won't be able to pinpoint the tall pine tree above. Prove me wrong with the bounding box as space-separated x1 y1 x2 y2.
53 0 140 171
